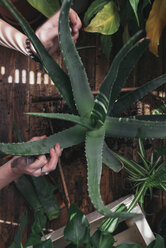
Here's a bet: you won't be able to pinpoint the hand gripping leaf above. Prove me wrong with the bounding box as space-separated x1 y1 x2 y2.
1 0 166 218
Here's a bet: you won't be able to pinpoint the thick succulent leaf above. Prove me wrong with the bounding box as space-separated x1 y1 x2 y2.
91 31 143 126
84 1 120 35
105 116 166 139
85 126 136 218
112 73 166 116
26 112 92 129
0 125 86 155
9 215 27 248
109 38 150 113
59 0 94 118
145 0 166 56
26 0 60 18
31 177 60 220
64 204 90 245
83 0 109 26
102 142 122 172
129 0 140 25
1 0 76 113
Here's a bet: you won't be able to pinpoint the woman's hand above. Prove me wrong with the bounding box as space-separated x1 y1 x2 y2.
11 135 62 177
35 8 82 54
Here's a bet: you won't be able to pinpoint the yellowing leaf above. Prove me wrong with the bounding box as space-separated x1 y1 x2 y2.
84 1 120 35
146 0 166 56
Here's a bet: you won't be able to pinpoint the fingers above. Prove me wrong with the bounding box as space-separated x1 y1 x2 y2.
29 135 46 142
41 143 62 174
69 9 82 33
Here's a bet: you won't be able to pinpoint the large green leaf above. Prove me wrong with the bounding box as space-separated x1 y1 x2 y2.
26 112 92 129
59 0 94 118
84 0 109 26
109 38 150 113
15 175 43 211
129 0 140 25
84 1 120 35
91 31 143 127
1 0 76 113
102 142 122 172
90 230 114 248
26 0 60 18
9 215 27 248
31 176 60 220
112 73 166 116
0 125 86 155
147 234 165 248
64 204 90 245
85 126 136 218
105 116 166 139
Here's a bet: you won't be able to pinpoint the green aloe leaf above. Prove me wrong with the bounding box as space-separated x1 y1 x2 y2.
1 0 76 113
31 176 60 220
105 116 166 139
26 112 92 129
83 0 109 26
85 126 136 218
9 215 27 248
84 1 120 35
0 125 86 155
109 38 150 113
26 0 60 18
102 142 122 172
112 73 166 116
91 31 143 126
129 0 140 25
59 0 94 118
64 204 90 245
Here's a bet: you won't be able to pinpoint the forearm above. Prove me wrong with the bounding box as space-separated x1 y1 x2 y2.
0 19 29 55
0 157 21 190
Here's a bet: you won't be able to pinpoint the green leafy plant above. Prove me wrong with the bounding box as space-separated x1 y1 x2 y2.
1 0 166 219
84 0 166 57
62 204 165 247
112 137 166 212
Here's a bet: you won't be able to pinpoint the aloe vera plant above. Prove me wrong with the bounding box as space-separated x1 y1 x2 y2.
1 0 166 219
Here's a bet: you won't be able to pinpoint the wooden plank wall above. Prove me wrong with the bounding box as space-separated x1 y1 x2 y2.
0 30 166 247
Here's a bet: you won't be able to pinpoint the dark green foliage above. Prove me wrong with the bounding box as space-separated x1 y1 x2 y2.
1 0 166 219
